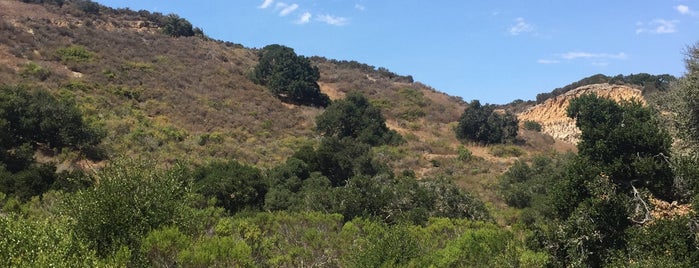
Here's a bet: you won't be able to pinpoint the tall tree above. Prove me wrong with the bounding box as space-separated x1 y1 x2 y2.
455 100 518 144
252 44 330 107
566 94 673 199
316 92 402 146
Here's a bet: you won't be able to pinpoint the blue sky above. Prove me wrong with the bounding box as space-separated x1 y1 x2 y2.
96 1 699 104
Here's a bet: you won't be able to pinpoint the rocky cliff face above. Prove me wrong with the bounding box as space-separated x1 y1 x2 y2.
517 84 644 144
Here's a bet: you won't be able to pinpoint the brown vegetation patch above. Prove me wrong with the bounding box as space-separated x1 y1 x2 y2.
649 198 693 221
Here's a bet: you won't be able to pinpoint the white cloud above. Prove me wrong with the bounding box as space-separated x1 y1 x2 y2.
559 52 627 60
676 4 698 16
296 12 311 24
636 19 678 34
537 59 559 64
259 0 274 9
277 3 299 16
355 4 366 11
676 5 690 15
540 51 627 66
509 17 534 35
317 14 349 26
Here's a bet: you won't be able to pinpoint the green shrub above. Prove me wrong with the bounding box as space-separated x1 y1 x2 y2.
193 160 267 214
0 216 101 267
523 120 542 132
252 44 330 107
141 226 191 267
62 159 196 260
160 14 196 37
19 62 50 80
75 0 100 14
489 145 525 157
55 45 94 63
0 86 103 149
455 100 519 144
178 236 254 267
457 146 473 162
316 92 403 146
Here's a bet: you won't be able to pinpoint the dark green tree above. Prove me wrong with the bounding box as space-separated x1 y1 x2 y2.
160 14 196 37
566 94 673 199
0 86 103 201
537 93 677 266
193 160 267 214
0 86 103 150
315 92 402 146
252 44 330 107
455 100 518 144
75 0 100 14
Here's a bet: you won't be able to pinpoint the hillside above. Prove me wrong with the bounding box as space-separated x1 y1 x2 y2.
3 1 699 267
518 83 645 144
0 0 568 202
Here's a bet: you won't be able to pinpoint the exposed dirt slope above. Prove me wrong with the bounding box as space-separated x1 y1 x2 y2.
517 84 644 144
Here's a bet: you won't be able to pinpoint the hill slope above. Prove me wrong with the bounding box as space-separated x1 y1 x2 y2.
0 0 575 208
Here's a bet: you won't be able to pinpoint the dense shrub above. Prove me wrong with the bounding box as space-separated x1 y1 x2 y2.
455 100 518 144
193 160 267 214
567 94 673 200
316 92 403 146
252 44 330 107
62 159 196 260
55 45 95 63
0 216 101 267
523 120 542 132
74 0 100 14
19 62 51 80
0 85 103 150
160 14 196 37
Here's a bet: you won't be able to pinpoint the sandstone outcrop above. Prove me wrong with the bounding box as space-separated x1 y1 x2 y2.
518 84 644 144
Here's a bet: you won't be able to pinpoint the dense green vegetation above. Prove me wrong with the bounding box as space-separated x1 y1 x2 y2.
253 44 331 107
316 91 403 146
1 1 699 266
455 100 519 144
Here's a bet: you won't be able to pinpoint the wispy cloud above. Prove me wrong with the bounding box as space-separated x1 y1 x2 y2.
277 3 299 16
537 59 559 64
636 19 679 34
355 4 366 11
509 17 534 35
317 14 349 26
538 51 627 66
559 52 627 60
258 1 350 26
296 12 311 24
259 0 274 9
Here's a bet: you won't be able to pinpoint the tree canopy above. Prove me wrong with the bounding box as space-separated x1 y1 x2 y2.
315 92 402 146
455 100 518 144
252 44 330 107
566 94 673 199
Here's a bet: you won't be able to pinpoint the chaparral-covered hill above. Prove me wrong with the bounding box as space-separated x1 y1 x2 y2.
0 0 680 206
